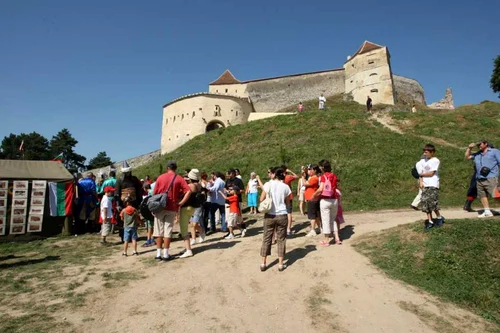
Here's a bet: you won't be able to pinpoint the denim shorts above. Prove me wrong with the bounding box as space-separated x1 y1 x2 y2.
123 227 138 242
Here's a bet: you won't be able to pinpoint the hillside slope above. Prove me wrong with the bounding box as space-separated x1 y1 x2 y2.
134 99 500 211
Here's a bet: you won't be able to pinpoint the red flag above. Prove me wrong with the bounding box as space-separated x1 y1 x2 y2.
19 140 24 152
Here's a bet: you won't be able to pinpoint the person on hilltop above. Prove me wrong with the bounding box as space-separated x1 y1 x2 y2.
259 167 291 272
366 96 373 114
153 160 191 261
115 161 143 242
298 102 304 113
318 94 326 110
419 144 445 230
465 139 500 218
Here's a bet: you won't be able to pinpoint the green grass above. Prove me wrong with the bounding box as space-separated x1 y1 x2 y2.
133 98 500 211
353 219 500 327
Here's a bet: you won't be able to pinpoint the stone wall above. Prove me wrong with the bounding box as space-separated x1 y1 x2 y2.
428 88 454 109
393 75 426 105
87 149 161 177
244 69 346 113
161 93 253 154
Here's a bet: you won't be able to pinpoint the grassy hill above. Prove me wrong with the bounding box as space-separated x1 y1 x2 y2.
134 98 500 212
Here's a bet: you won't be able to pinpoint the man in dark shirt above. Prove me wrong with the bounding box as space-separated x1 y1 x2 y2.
366 96 373 114
225 169 247 237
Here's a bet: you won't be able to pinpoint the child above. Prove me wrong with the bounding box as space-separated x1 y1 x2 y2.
219 186 241 239
419 144 445 230
100 186 116 244
141 183 155 247
120 196 141 256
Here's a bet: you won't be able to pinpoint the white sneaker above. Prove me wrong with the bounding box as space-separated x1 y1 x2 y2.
478 211 493 218
198 235 205 243
190 239 196 246
179 250 193 258
241 229 247 237
306 230 317 237
225 234 234 240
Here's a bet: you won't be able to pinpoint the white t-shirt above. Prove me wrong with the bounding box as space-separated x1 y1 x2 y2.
319 96 326 103
415 158 427 174
247 179 258 193
263 180 291 215
422 157 440 188
101 195 113 220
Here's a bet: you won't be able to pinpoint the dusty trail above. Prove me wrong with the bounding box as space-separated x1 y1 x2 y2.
72 209 494 333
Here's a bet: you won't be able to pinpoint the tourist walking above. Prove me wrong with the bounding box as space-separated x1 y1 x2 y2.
419 144 445 230
318 94 326 110
366 96 373 114
206 172 226 233
303 164 321 237
282 165 298 235
465 139 500 217
259 167 291 272
152 161 191 261
315 160 341 246
297 167 307 215
246 172 259 214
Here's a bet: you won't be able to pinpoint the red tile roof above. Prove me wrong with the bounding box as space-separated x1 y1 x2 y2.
353 41 384 56
209 69 241 85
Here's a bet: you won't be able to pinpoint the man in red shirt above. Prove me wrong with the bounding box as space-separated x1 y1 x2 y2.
282 165 298 235
153 161 191 261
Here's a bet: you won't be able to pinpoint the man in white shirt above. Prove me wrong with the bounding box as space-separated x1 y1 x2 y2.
418 144 444 230
318 94 326 110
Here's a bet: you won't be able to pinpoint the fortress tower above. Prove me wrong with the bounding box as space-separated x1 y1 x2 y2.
343 41 396 105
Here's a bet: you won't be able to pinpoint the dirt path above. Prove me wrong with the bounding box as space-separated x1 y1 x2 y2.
71 209 494 333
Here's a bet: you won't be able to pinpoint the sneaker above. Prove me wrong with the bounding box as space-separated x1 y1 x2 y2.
435 216 445 227
155 256 162 261
424 221 434 231
287 229 291 236
122 252 127 257
478 211 493 218
241 229 247 238
198 234 206 243
179 250 193 258
225 234 234 240
190 239 196 246
278 264 287 272
305 230 316 237
162 255 172 262
132 251 139 256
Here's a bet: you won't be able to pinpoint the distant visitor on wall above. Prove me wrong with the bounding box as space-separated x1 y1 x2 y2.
366 96 373 114
411 105 417 113
298 102 304 113
318 94 326 110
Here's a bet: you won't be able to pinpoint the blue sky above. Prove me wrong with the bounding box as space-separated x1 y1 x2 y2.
1 0 499 162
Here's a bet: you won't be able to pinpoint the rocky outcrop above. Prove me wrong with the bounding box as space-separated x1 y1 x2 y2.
428 88 454 110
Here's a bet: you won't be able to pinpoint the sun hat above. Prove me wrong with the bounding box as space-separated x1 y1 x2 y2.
188 169 200 181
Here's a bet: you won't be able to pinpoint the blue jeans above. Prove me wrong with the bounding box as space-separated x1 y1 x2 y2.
210 203 226 232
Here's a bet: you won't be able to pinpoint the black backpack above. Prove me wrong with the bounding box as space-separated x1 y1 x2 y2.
411 165 420 179
139 196 155 221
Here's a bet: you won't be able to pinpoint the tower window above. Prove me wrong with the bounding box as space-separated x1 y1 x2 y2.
369 73 378 76
181 114 184 120
370 88 379 93
368 60 375 64
225 89 228 93
166 119 168 124
192 111 195 118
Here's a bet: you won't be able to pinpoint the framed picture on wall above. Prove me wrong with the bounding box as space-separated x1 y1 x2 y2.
28 223 42 232
32 180 47 189
13 208 27 216
13 198 27 208
13 190 28 199
28 214 43 224
0 181 8 189
31 197 44 206
10 224 26 234
0 199 5 207
11 215 26 225
29 206 44 215
0 225 5 236
32 189 45 198
0 207 6 216
0 216 5 225
13 181 28 190
0 189 7 198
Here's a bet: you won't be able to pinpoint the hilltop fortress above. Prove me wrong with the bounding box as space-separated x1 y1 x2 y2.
161 41 445 155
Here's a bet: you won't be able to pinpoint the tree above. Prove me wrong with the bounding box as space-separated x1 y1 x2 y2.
0 132 50 160
50 128 86 174
491 55 500 98
87 151 112 170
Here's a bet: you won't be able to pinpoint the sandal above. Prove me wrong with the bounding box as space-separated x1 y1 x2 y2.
260 264 267 272
132 251 139 256
122 252 127 257
278 264 287 272
319 240 330 247
335 239 343 245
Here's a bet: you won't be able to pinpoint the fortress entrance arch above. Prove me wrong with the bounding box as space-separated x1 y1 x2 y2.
205 120 225 133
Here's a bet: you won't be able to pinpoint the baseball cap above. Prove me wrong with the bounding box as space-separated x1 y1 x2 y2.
104 186 115 193
166 160 177 169
476 139 488 146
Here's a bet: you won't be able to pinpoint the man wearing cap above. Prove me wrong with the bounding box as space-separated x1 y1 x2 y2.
153 160 191 261
465 139 500 217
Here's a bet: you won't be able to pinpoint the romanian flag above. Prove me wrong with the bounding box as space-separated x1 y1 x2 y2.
52 153 63 162
48 182 74 216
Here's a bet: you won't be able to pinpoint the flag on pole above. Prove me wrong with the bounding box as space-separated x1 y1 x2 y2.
48 182 74 216
19 140 24 152
52 153 64 162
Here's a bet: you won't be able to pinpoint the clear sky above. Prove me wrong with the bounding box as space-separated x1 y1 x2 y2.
1 0 499 162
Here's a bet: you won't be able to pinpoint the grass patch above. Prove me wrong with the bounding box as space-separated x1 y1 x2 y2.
133 98 500 212
354 219 500 327
305 283 339 331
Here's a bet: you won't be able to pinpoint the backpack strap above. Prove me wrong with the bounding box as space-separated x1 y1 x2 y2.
166 174 177 195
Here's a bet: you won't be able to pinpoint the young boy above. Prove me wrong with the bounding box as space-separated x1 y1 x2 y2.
419 144 445 230
100 186 115 244
219 186 241 239
120 196 141 256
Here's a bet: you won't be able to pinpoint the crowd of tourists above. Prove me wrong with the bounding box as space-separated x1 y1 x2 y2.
74 158 344 271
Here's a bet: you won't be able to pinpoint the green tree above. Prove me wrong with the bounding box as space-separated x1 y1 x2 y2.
0 132 50 160
50 128 86 174
87 151 112 170
491 55 500 98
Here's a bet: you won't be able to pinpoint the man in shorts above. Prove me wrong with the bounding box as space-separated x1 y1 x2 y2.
465 139 500 217
153 160 191 261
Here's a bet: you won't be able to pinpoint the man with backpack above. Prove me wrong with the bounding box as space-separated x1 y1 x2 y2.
152 161 191 261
